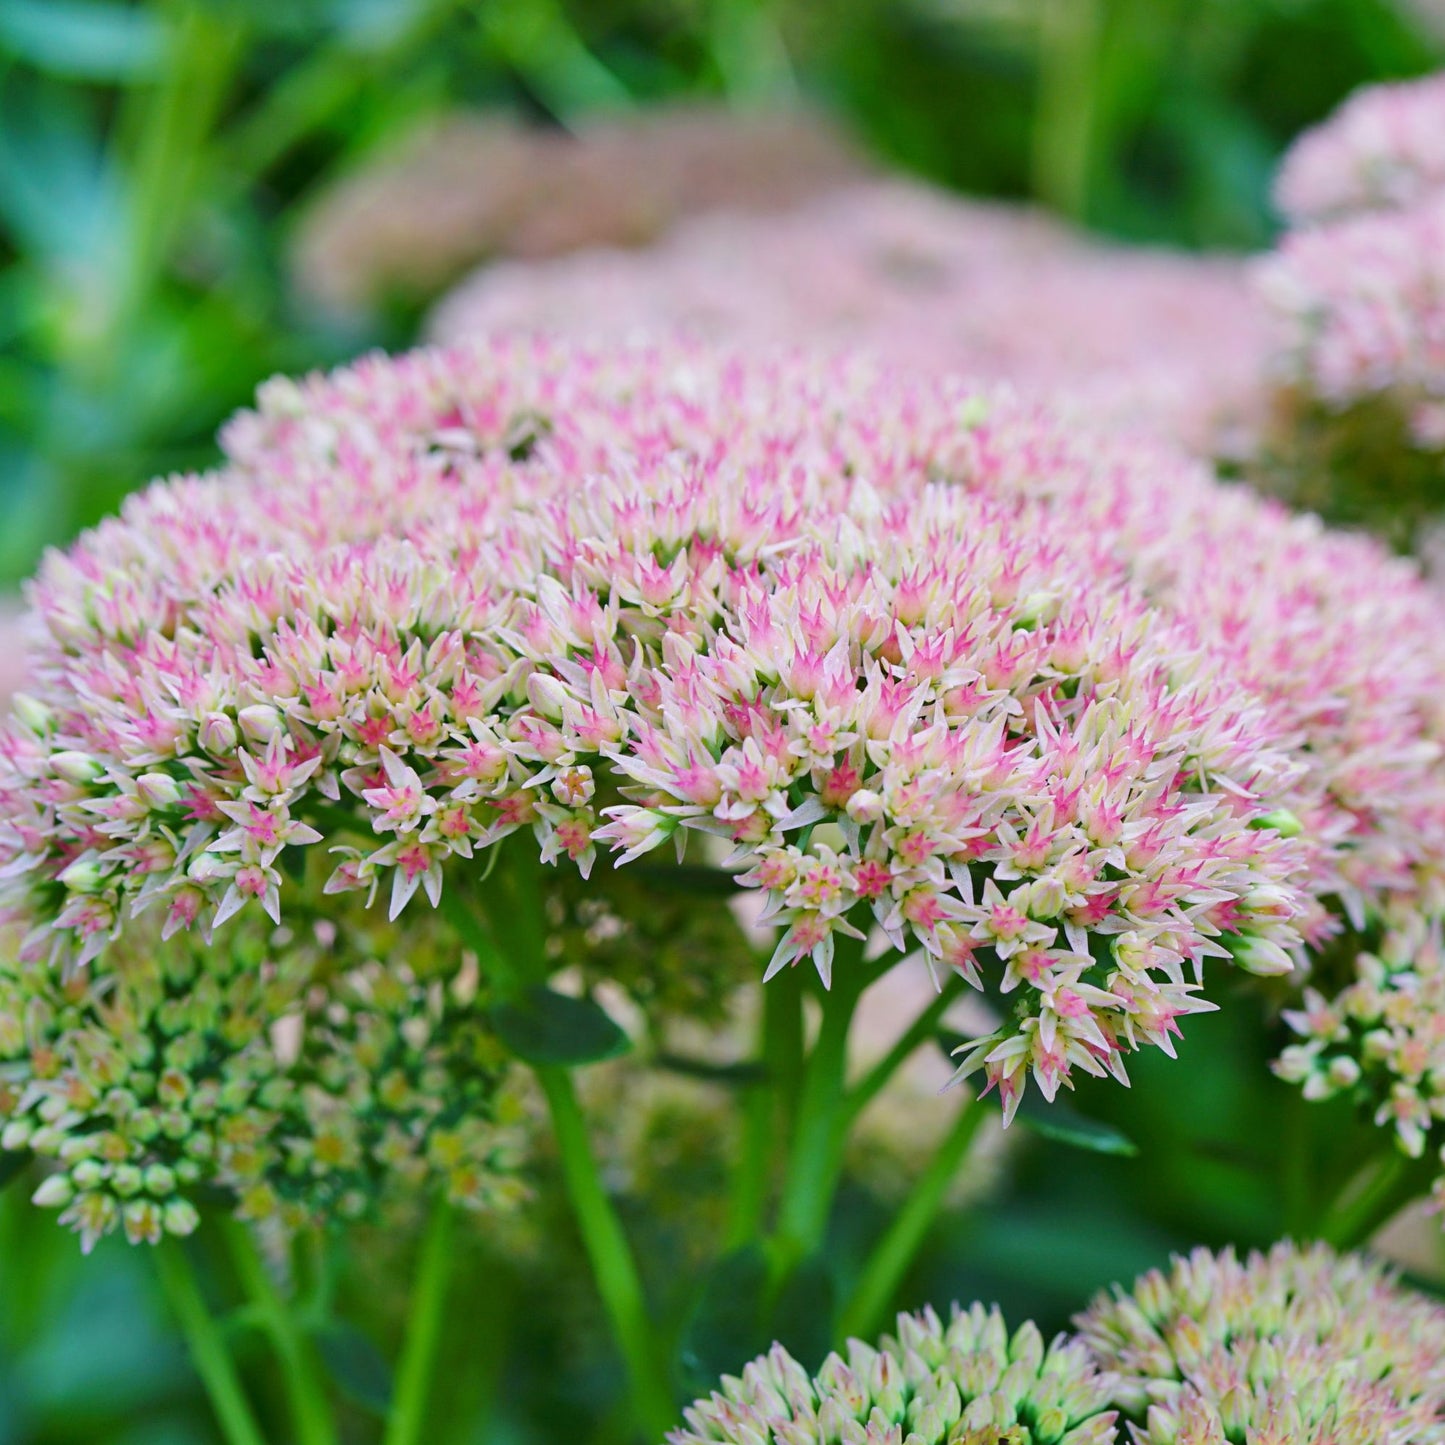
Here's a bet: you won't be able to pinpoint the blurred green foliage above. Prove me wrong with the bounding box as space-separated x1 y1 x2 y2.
4 2 1445 1441
0 0 1442 585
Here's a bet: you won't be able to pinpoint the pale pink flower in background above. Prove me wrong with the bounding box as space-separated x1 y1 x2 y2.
427 179 1270 457
0 601 26 704
1275 70 1445 225
1256 189 1445 437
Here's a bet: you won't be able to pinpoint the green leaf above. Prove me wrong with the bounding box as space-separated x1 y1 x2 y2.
1013 1094 1138 1157
491 985 631 1067
936 1031 1137 1156
0 0 165 82
313 1322 393 1415
678 1246 769 1394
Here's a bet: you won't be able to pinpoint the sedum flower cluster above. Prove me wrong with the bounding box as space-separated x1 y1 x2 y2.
1273 71 1445 226
1277 916 1445 1203
673 1244 1445 1445
0 333 1314 1222
670 1304 1119 1445
1076 1241 1445 1445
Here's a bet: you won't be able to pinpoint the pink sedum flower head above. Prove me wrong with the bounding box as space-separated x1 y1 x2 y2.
0 336 1313 1140
1275 72 1445 226
1076 1242 1445 1445
1256 192 1445 445
669 1304 1119 1445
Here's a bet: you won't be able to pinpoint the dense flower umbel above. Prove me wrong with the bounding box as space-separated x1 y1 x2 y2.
0 337 1310 1130
1277 916 1445 1202
1274 72 1445 226
1255 192 1445 449
1076 1242 1445 1445
0 909 528 1248
670 1304 1118 1445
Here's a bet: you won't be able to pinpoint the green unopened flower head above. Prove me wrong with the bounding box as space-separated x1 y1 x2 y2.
0 911 527 1249
670 1303 1118 1445
1075 1241 1445 1445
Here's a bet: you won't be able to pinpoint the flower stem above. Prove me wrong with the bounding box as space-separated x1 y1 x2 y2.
384 1196 456 1445
836 1094 984 1342
154 1241 268 1445
1321 1149 1433 1250
221 1219 338 1445
725 968 804 1249
769 962 865 1285
536 1063 675 1440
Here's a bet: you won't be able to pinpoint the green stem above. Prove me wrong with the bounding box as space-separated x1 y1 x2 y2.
154 1242 268 1445
725 968 803 1249
770 960 865 1283
1031 0 1104 220
384 1197 456 1445
537 1063 675 1440
1320 1150 1432 1251
221 1220 338 1445
843 977 961 1128
836 1096 985 1343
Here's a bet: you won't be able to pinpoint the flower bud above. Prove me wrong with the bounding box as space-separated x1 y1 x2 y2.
1 1121 31 1151
31 1173 74 1209
59 857 108 893
199 711 239 755
163 1198 200 1237
1253 808 1304 839
136 772 183 810
187 851 232 885
10 693 52 734
845 789 885 825
237 704 283 743
1230 934 1295 978
526 672 570 722
50 750 103 784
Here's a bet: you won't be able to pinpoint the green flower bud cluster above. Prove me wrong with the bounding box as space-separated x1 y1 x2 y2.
670 1304 1119 1445
0 912 527 1248
1075 1242 1445 1445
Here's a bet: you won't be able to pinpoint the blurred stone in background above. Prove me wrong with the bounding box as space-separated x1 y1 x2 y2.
291 106 866 316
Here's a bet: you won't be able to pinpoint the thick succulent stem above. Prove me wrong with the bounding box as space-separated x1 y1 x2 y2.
384 1196 457 1445
769 957 866 1286
837 1094 985 1342
538 1062 676 1440
222 1219 338 1445
154 1241 268 1445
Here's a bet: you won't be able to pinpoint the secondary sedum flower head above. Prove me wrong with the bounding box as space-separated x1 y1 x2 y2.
1075 1241 1445 1445
0 907 528 1249
1255 191 1445 447
670 1304 1118 1445
1274 71 1445 227
1277 915 1445 1198
0 336 1310 1136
